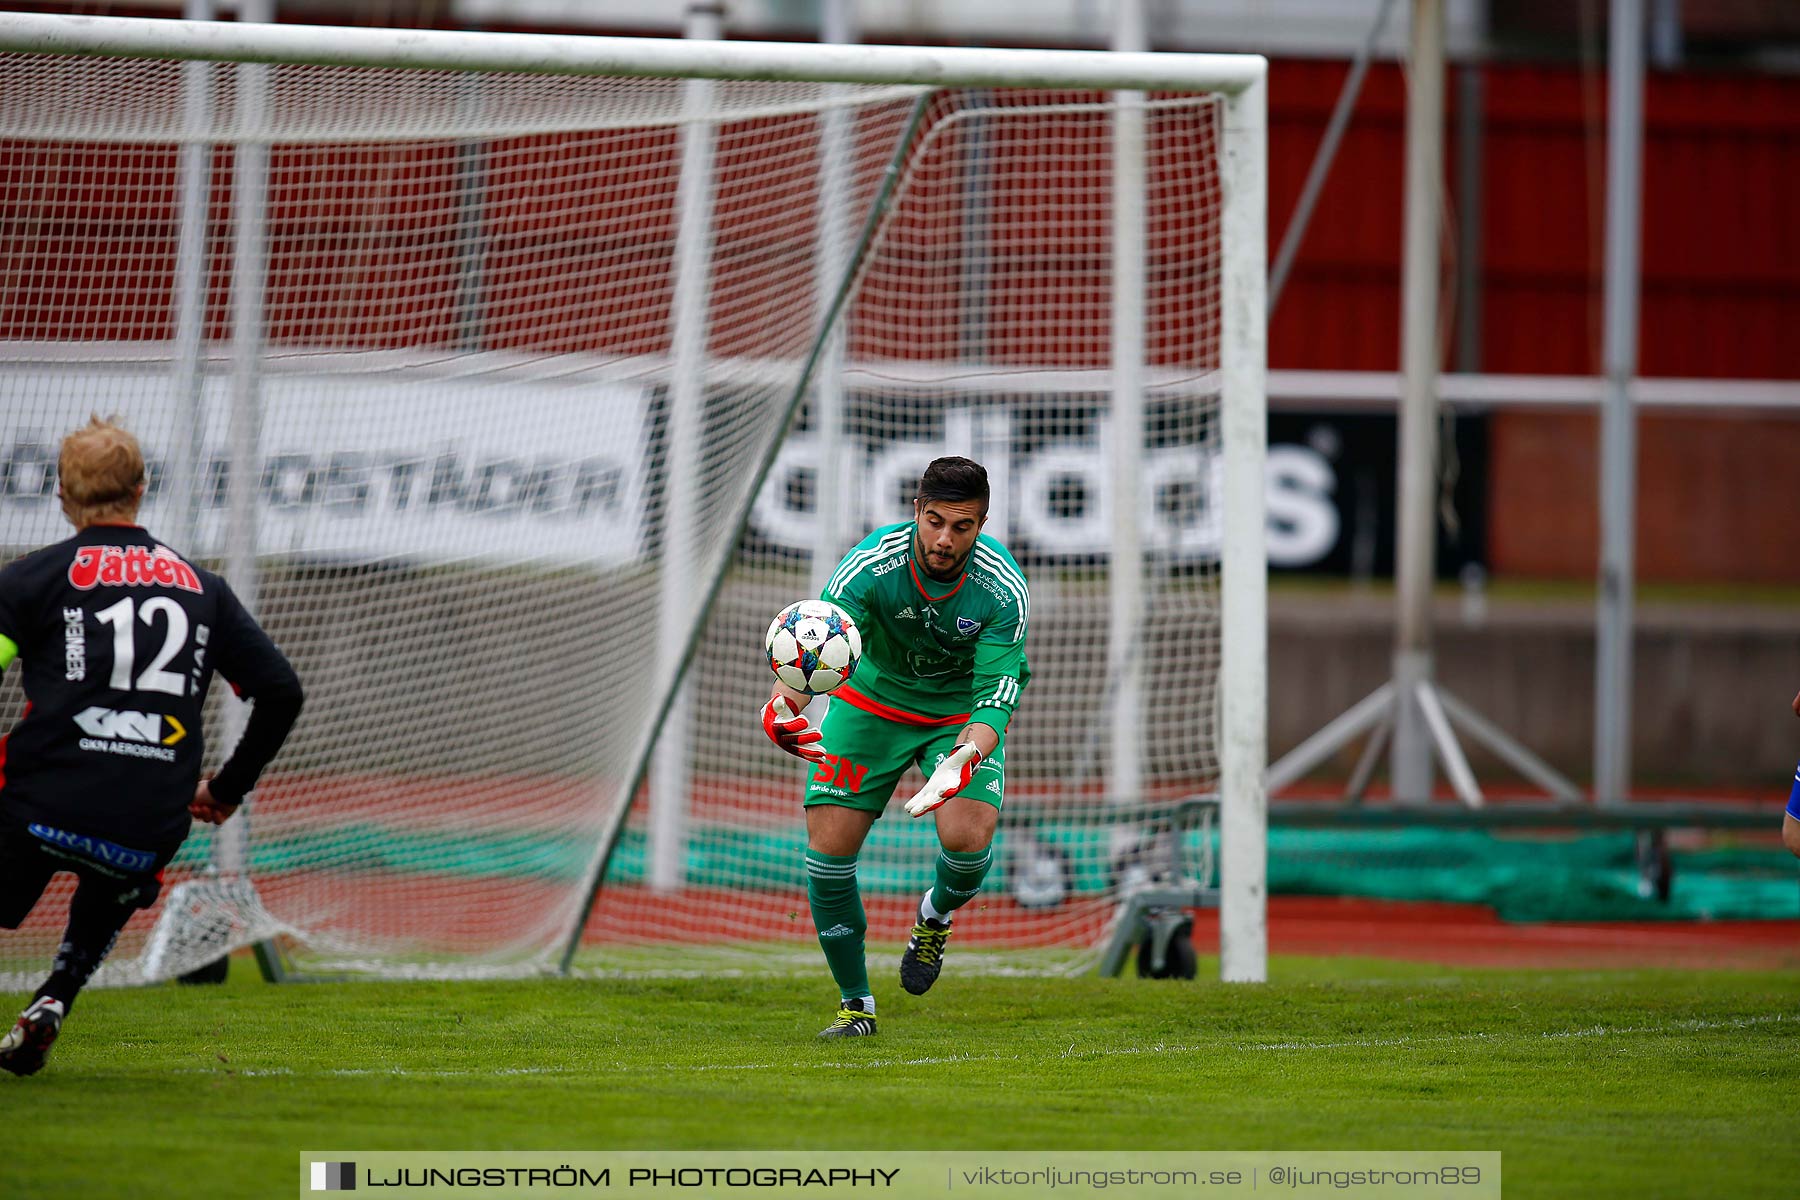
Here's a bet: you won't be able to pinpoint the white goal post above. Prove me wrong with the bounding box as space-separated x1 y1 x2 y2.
0 12 1266 985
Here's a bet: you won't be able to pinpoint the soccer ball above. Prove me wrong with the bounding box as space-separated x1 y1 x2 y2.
765 600 862 695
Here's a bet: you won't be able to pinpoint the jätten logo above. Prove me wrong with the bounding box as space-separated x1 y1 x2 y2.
68 544 202 594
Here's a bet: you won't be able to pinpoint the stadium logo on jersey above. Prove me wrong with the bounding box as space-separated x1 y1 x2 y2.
74 706 187 746
956 616 982 636
68 544 202 594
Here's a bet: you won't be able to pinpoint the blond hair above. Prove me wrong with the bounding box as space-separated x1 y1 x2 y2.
59 416 146 528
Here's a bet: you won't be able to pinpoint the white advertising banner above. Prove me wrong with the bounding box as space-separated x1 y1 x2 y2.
1 370 650 568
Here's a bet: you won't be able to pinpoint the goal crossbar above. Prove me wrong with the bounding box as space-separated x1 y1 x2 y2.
0 11 1264 95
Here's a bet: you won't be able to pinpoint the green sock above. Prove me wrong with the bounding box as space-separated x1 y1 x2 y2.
805 849 870 1002
928 846 993 919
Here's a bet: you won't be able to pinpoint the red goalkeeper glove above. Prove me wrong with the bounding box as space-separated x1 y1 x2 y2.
904 743 983 817
762 695 827 763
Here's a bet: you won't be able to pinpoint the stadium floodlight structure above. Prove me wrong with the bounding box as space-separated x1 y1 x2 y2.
0 12 1267 986
1266 0 1579 812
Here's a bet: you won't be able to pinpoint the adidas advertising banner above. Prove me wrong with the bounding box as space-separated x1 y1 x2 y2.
750 401 1489 575
1 369 649 568
299 1151 1501 1198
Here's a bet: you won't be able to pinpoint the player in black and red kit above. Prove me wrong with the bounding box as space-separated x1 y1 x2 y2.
0 418 303 1077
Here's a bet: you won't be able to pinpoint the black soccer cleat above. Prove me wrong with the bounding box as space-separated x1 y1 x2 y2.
817 996 877 1039
0 996 66 1077
900 915 952 996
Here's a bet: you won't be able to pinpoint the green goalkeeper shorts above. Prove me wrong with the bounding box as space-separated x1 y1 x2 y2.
801 692 1007 816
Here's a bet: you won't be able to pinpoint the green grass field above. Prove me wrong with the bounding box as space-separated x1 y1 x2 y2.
3 955 1797 1199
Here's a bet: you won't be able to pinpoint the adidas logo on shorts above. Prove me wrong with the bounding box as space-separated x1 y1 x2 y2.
986 779 1002 796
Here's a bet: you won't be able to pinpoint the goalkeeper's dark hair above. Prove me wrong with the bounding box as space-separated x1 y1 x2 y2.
917 456 989 515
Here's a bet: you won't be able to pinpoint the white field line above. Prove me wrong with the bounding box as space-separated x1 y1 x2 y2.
162 1012 1796 1079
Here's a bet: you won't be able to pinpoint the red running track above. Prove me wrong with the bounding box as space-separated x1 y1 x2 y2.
10 883 1795 972
1216 896 1800 971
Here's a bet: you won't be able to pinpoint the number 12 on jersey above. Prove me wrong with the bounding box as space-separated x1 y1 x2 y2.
92 596 203 697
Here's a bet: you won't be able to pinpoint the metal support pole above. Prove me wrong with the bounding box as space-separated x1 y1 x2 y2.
453 73 491 352
1595 0 1644 806
1266 683 1395 794
171 0 214 552
217 0 273 877
1108 0 1147 813
1390 0 1444 804
1415 681 1480 806
1344 710 1394 804
808 0 858 595
1436 690 1583 803
649 2 722 892
1454 64 1484 374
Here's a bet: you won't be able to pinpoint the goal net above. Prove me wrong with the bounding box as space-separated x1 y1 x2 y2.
0 16 1265 987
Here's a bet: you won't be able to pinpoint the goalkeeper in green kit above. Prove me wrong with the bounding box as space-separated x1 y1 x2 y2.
762 457 1031 1038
